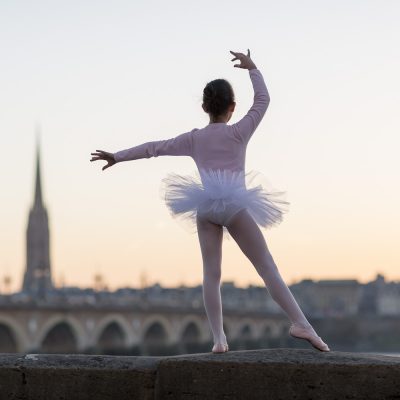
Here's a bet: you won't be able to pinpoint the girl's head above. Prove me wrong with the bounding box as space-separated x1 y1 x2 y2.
202 79 236 122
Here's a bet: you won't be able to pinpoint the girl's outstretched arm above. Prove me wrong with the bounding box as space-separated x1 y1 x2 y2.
113 128 197 162
229 50 270 144
90 128 197 170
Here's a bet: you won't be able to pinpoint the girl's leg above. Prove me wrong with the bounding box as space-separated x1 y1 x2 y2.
226 208 329 351
196 213 228 350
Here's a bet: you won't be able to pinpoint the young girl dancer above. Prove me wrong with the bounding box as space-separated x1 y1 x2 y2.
90 49 330 353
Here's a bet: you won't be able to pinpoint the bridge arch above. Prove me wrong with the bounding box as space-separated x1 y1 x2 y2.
180 321 202 343
0 315 28 352
239 322 254 339
179 315 205 341
36 315 85 352
260 321 279 339
141 315 173 345
94 314 133 349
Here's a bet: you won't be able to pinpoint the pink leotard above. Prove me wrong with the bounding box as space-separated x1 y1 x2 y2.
113 68 270 173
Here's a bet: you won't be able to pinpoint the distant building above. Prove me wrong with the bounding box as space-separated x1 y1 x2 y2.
378 282 400 316
373 274 400 316
358 273 385 315
22 133 53 297
290 278 362 317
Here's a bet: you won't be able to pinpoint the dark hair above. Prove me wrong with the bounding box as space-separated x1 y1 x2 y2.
203 79 235 118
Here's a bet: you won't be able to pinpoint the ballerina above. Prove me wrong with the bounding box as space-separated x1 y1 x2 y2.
90 49 330 353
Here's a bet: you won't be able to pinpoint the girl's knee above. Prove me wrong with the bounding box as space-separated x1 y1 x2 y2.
256 259 278 279
203 268 222 282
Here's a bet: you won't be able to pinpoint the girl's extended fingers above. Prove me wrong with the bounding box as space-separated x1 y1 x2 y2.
230 50 244 58
92 151 112 157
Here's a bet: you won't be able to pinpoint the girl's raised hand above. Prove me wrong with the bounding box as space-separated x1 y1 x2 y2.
90 150 116 171
230 49 257 70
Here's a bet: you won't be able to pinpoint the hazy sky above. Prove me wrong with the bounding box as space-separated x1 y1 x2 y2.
1 0 399 293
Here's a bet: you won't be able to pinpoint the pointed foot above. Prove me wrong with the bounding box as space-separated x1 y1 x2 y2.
289 323 330 352
212 343 229 353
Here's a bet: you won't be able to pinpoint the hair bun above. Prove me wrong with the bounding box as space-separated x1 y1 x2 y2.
204 84 216 98
203 78 235 118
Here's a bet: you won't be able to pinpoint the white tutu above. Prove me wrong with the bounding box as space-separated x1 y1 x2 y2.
159 168 290 240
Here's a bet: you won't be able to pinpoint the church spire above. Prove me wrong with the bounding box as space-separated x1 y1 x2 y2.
34 125 43 208
23 124 53 295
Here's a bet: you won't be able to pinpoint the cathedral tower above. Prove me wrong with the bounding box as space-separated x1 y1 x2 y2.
22 130 53 296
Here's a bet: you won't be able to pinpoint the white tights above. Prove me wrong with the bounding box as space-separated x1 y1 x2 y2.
196 208 312 345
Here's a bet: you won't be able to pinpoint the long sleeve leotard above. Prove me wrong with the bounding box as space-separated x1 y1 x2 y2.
113 68 270 173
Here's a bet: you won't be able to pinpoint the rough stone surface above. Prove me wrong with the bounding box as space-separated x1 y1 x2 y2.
0 349 399 399
0 353 158 400
155 348 400 399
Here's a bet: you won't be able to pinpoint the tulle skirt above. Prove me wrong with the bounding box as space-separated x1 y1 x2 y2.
159 168 290 240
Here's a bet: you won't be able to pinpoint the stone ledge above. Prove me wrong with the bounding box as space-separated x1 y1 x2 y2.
0 349 399 399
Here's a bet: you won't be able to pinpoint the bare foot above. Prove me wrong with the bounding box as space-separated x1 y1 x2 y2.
289 323 330 352
212 343 229 353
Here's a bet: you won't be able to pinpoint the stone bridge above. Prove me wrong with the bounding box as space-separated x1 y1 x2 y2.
0 304 287 354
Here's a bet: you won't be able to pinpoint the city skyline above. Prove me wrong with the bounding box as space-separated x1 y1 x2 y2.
1 1 399 292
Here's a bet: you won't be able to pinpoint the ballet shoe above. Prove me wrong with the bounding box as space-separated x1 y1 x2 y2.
289 323 330 352
212 342 229 353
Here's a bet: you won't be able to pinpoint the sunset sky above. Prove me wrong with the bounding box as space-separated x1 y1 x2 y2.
1 0 399 293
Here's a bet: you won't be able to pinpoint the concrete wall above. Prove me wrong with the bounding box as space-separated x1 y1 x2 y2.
0 348 399 399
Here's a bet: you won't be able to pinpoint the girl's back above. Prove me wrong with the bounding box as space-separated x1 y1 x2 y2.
193 68 269 173
112 68 270 177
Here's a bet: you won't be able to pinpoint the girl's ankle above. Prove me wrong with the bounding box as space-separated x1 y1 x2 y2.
292 321 312 329
213 334 227 344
